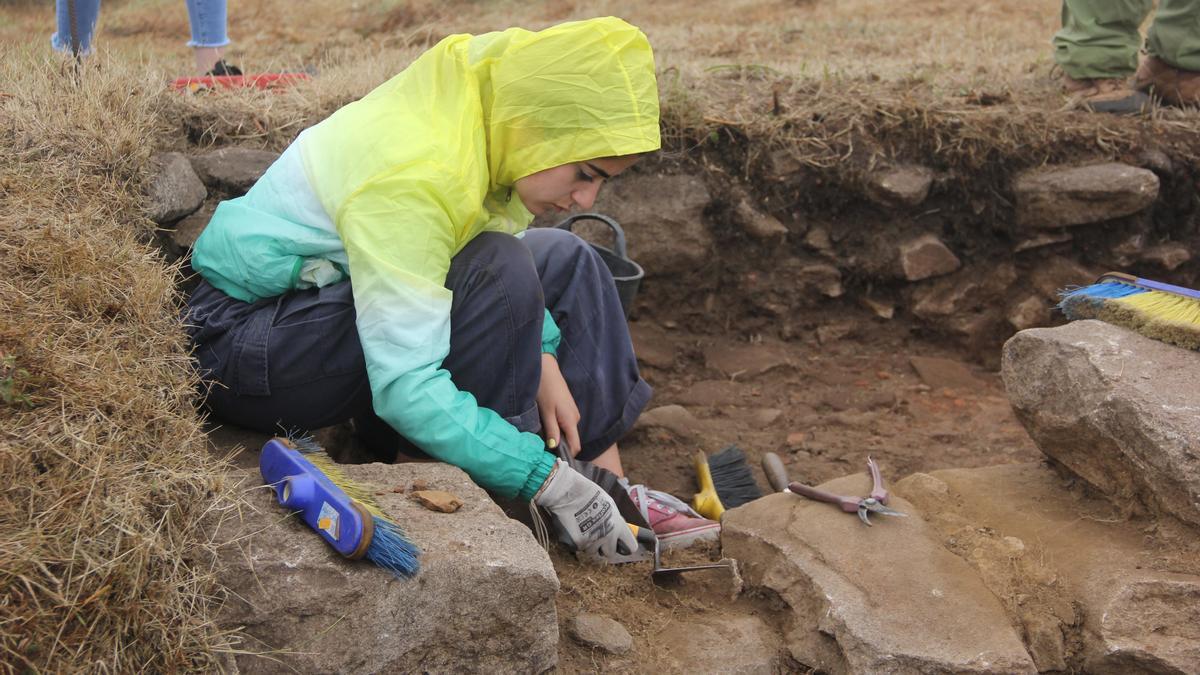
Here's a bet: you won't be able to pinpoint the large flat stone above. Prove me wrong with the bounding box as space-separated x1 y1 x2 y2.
898 463 1200 674
217 461 559 673
723 474 1035 674
1002 320 1200 528
190 147 280 194
1013 163 1158 229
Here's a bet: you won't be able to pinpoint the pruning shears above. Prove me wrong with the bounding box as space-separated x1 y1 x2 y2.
776 456 907 526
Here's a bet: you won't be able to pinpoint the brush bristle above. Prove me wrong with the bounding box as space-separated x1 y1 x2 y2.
367 517 421 578
1059 280 1200 350
707 445 763 508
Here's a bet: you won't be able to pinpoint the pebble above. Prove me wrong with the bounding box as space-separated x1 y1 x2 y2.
569 613 633 655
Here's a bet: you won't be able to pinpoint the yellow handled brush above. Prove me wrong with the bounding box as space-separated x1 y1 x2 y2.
692 451 725 520
692 446 763 520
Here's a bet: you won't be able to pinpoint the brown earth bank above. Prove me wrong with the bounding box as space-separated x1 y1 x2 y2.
185 130 1197 669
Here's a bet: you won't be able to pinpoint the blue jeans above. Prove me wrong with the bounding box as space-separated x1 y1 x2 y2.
51 0 228 53
186 229 652 463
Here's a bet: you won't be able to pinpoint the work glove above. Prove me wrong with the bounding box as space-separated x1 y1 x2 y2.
533 459 637 562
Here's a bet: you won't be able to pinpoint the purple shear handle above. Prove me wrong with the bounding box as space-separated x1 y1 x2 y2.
787 457 907 526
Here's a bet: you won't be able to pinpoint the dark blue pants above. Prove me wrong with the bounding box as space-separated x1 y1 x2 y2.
186 228 651 462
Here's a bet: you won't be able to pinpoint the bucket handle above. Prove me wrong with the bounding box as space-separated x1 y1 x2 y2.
553 213 630 261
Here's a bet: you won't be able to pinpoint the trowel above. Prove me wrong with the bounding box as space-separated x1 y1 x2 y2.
628 525 735 583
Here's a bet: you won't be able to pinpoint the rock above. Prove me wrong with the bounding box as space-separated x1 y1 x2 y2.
910 280 974 319
592 173 713 278
766 149 804 181
1140 242 1192 271
411 490 463 513
897 233 961 281
898 463 1200 675
629 323 677 370
859 296 895 320
168 202 215 256
568 614 632 655
655 615 784 673
1095 579 1200 674
733 198 789 241
816 321 855 345
945 310 1008 363
788 260 843 298
803 226 835 256
635 404 700 438
1137 148 1174 175
723 476 1036 674
1013 163 1159 229
909 355 983 390
909 263 1017 322
144 152 207 224
190 147 280 194
1023 612 1068 672
1029 255 1094 301
1002 320 1200 528
747 407 783 427
865 164 935 207
704 340 794 379
1109 232 1146 267
216 463 559 673
1014 231 1072 253
1006 295 1048 331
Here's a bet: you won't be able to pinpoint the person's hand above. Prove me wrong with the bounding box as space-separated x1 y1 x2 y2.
537 353 581 455
533 460 637 561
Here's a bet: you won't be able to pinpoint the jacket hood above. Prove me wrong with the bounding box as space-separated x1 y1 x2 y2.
467 17 661 189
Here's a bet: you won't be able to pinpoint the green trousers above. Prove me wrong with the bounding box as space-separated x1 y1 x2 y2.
1054 0 1200 78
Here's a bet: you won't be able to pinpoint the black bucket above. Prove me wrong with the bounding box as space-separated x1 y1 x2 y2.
554 213 644 318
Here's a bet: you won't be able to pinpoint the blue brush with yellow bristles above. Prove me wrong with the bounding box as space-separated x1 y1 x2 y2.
260 436 420 578
1058 272 1200 350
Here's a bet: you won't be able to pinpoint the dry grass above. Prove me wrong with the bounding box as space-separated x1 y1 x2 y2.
0 52 235 672
1 0 1198 671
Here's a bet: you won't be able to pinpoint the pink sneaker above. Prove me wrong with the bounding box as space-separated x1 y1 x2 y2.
628 484 721 550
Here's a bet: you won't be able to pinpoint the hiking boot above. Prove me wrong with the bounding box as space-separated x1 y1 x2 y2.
1135 55 1200 106
627 484 721 550
1062 74 1151 114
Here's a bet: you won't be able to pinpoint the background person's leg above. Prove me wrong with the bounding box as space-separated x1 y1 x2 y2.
185 0 230 74
1146 0 1200 71
1053 0 1152 79
51 0 101 55
521 228 652 462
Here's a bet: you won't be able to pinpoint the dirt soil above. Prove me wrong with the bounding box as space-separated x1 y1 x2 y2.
551 304 1040 672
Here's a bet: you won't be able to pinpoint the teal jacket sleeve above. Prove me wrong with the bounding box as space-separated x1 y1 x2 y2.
541 308 561 355
336 170 554 500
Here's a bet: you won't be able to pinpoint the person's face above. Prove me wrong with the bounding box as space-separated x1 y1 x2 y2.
513 155 639 217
